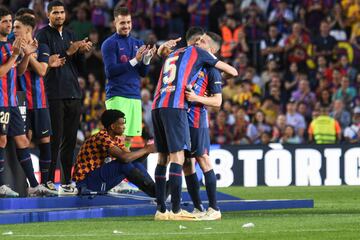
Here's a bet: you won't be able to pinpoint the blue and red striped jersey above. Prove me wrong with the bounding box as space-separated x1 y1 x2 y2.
0 41 17 107
152 46 218 110
18 43 50 109
187 67 222 128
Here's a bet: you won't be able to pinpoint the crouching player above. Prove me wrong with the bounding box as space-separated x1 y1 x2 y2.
73 110 156 197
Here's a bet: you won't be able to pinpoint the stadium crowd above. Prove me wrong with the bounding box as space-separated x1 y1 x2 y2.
4 0 360 146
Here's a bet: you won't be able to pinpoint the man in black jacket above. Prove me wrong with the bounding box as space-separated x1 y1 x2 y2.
36 0 92 195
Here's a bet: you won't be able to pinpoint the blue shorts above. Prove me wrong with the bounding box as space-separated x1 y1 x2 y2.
152 108 191 153
26 108 52 138
186 127 210 158
76 160 131 192
0 107 26 136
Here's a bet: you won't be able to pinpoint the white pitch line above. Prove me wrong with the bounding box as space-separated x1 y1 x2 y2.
2 231 237 238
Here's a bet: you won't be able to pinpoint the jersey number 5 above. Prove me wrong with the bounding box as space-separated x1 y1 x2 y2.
162 55 179 84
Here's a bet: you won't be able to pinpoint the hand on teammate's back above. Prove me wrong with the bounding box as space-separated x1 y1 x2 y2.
185 87 198 102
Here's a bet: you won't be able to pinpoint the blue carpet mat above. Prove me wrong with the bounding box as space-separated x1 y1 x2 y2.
0 191 313 224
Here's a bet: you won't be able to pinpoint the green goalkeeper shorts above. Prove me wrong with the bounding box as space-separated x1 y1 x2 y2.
105 96 142 137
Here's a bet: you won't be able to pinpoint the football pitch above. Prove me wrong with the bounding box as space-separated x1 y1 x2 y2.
0 186 359 240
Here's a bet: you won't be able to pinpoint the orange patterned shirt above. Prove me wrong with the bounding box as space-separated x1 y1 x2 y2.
73 129 125 182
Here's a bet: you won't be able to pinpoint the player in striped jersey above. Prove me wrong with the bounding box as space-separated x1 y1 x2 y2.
152 30 237 220
14 15 53 189
0 7 56 197
183 32 223 220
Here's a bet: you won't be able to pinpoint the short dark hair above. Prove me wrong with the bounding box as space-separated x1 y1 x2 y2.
101 110 125 129
206 31 222 52
113 5 130 18
47 0 65 13
0 6 12 19
15 15 36 29
185 26 204 43
206 31 222 46
15 8 35 18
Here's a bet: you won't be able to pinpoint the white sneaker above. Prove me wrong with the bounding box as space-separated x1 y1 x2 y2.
0 185 19 197
154 210 170 221
192 208 206 218
58 184 78 196
109 181 138 194
45 181 57 191
168 209 198 221
200 207 221 220
28 184 58 197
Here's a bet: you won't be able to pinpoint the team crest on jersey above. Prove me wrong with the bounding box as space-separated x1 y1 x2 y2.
198 71 205 78
160 86 175 93
120 55 128 63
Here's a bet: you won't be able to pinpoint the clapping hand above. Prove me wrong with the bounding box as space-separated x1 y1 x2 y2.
143 45 157 64
67 37 91 56
79 37 93 53
49 54 66 68
12 38 22 56
135 45 149 62
23 39 38 56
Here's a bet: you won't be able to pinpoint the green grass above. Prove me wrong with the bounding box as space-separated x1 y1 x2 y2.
1 186 360 239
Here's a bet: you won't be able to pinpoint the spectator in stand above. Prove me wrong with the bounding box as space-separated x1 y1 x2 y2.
187 0 210 28
280 125 302 144
268 0 294 35
332 75 357 108
286 99 306 139
259 131 272 145
261 97 279 126
260 60 279 91
272 114 287 142
210 110 233 145
312 21 337 62
291 78 316 113
328 3 347 41
318 88 332 106
232 108 250 144
343 107 360 143
151 0 170 40
84 30 105 84
284 62 300 100
222 77 239 101
260 24 285 67
338 55 357 84
68 6 93 40
246 110 271 144
284 22 311 70
330 99 351 131
303 0 326 35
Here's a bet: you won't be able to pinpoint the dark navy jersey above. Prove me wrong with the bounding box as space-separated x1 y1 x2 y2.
152 46 218 110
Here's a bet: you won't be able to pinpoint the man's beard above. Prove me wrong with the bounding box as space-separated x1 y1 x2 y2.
0 31 8 37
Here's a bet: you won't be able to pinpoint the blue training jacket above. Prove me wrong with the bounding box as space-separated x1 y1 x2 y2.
101 33 149 100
